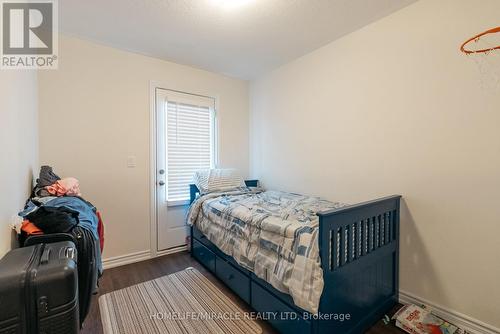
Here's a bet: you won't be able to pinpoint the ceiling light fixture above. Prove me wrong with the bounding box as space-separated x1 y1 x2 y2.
210 0 253 10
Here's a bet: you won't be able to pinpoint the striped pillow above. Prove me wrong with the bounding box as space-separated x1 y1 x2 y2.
193 169 246 194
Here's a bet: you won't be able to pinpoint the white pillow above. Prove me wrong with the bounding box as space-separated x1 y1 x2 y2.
193 169 246 194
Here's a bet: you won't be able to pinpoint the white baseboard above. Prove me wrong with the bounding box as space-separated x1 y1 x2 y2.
102 245 188 270
399 290 499 334
156 245 187 257
102 250 152 269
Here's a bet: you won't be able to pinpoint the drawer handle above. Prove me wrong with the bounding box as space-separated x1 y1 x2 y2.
199 252 204 257
227 274 234 280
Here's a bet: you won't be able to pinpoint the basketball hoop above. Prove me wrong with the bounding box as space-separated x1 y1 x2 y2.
460 26 500 90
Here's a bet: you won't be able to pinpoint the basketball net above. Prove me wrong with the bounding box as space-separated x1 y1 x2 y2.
461 27 500 91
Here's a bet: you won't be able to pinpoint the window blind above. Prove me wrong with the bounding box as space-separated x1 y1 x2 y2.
166 97 215 202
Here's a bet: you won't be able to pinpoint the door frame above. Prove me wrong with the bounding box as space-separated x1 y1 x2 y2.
149 80 220 258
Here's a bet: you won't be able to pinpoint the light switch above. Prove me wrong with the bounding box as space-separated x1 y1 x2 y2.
127 156 137 168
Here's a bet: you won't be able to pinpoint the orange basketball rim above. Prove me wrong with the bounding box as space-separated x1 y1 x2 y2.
460 26 500 54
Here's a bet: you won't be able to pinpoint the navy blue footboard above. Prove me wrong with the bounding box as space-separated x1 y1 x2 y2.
317 195 401 334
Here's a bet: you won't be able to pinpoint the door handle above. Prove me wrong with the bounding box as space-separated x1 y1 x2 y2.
158 180 165 186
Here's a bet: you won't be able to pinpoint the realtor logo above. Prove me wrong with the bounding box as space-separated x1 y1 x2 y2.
1 0 58 69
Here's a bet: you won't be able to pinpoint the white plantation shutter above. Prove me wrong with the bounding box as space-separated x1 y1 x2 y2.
165 94 215 202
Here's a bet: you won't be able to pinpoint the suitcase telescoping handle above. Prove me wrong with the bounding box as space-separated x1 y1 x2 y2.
24 233 75 247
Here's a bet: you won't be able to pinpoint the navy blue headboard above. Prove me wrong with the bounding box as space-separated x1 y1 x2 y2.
189 179 259 204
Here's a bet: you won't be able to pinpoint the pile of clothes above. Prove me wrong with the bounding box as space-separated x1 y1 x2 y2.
17 166 104 273
15 166 106 324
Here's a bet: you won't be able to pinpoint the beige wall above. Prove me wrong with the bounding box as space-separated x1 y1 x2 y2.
250 0 500 329
39 35 249 260
0 71 38 258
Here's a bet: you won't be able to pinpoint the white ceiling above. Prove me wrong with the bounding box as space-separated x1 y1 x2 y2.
60 0 417 79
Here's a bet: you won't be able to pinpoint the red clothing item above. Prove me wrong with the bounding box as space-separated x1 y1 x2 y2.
96 211 104 252
21 220 44 235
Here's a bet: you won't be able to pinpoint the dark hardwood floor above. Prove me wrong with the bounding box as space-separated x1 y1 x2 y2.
82 251 406 334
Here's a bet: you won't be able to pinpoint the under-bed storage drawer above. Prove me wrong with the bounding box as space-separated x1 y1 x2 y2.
192 226 210 246
215 257 250 303
192 226 225 256
251 282 311 334
192 239 215 272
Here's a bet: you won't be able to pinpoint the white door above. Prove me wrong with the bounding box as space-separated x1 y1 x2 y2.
155 88 216 251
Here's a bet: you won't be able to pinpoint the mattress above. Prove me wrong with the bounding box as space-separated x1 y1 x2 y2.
187 189 346 314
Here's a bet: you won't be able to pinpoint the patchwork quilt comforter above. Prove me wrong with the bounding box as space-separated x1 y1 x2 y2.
187 189 346 314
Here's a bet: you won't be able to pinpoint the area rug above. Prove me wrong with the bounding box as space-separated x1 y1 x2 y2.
99 267 262 334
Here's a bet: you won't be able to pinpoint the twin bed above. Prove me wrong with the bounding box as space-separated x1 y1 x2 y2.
188 179 401 334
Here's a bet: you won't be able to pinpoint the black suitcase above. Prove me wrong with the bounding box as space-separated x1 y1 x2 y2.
0 241 79 334
24 226 99 327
